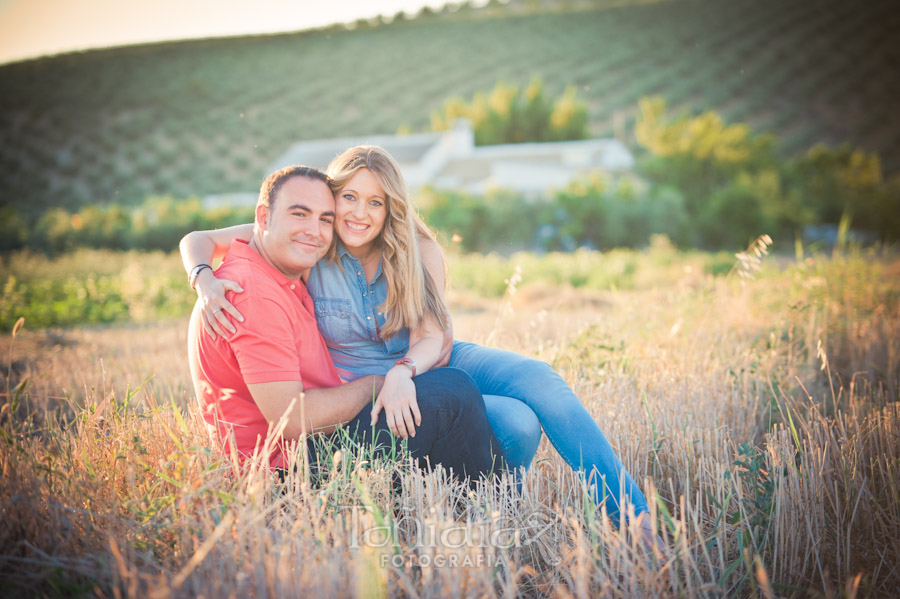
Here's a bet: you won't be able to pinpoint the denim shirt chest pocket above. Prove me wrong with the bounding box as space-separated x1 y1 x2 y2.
375 308 410 356
314 297 354 345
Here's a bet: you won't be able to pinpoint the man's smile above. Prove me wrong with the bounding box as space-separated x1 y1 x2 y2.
293 238 322 250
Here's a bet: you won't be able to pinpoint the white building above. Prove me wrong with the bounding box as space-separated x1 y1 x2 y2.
268 119 634 197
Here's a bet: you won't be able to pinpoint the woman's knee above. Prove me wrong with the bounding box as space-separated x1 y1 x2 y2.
505 410 542 469
508 407 542 446
484 395 542 469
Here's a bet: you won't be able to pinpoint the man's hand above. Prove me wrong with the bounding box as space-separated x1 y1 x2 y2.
371 368 421 439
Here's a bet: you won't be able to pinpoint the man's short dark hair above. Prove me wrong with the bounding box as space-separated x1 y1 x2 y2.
258 165 330 211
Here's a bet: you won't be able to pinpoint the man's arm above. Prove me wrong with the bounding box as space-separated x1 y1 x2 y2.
247 375 384 438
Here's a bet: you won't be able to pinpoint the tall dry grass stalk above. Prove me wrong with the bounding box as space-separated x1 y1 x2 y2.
1 246 898 598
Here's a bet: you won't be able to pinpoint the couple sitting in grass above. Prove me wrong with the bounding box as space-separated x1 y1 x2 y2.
183 145 657 547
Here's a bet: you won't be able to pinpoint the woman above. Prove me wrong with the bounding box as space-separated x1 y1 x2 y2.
181 145 654 535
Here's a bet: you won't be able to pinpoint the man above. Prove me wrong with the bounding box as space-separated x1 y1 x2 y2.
187 165 503 481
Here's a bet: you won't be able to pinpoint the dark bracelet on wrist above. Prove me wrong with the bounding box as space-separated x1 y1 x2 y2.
189 264 212 290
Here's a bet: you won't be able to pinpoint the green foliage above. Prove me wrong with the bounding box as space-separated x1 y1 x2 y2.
15 197 254 256
0 245 738 330
543 175 690 250
0 206 27 253
635 97 780 226
0 250 196 330
417 174 690 253
416 186 494 252
699 170 783 249
785 144 900 241
449 243 735 299
730 442 776 536
2 274 130 328
635 98 900 246
548 85 589 142
416 186 539 253
1 0 897 222
431 79 588 145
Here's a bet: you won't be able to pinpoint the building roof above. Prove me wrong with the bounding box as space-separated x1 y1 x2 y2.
266 119 634 197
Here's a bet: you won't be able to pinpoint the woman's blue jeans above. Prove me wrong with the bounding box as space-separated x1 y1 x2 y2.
449 341 649 519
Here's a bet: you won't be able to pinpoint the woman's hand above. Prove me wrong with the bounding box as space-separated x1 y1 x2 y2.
195 269 245 339
370 367 421 439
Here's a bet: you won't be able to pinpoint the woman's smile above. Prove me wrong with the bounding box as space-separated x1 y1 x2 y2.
335 168 388 253
343 220 371 233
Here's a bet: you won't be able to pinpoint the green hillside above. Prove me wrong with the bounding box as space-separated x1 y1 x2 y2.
1 0 898 218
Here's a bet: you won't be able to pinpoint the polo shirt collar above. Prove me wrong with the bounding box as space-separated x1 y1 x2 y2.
227 238 301 289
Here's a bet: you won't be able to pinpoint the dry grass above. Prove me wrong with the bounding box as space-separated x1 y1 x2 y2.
2 245 898 598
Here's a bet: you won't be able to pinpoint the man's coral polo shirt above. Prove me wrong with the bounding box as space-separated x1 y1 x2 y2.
188 239 342 468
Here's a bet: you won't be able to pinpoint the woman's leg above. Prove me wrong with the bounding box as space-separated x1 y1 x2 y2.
450 341 649 520
482 394 542 471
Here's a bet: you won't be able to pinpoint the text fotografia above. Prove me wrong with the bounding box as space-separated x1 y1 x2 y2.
382 552 496 569
339 505 561 567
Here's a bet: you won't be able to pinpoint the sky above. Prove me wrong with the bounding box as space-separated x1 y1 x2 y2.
0 0 453 65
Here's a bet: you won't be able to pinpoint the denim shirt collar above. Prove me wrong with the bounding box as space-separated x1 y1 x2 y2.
335 239 383 281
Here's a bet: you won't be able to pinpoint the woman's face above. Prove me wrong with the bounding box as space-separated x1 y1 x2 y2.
334 168 388 254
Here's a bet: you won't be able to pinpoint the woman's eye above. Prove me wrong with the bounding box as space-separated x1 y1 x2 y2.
369 200 383 207
343 193 355 201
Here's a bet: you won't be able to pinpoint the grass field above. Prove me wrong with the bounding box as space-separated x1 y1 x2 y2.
2 0 898 217
2 244 898 597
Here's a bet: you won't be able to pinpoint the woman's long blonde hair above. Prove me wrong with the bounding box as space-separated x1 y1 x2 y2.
326 145 450 339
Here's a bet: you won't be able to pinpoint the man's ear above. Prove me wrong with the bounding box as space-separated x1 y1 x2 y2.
255 204 269 232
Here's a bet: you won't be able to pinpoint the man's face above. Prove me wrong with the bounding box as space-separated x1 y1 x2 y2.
256 176 335 278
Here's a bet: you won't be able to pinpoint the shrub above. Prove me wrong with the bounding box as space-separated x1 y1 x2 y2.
29 208 79 255
635 97 778 212
0 207 26 253
785 144 900 241
700 173 780 249
416 175 692 253
431 79 589 145
635 97 789 247
11 196 255 256
415 186 493 252
542 175 690 250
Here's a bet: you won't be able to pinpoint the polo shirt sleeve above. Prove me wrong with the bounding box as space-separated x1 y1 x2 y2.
227 293 302 385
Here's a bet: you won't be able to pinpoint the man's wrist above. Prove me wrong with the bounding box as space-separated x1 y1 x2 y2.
370 374 385 396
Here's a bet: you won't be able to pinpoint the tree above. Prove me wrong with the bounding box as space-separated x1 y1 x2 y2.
432 79 589 145
634 97 783 247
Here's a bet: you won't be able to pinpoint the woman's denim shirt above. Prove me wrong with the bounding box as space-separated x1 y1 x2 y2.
306 241 410 381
